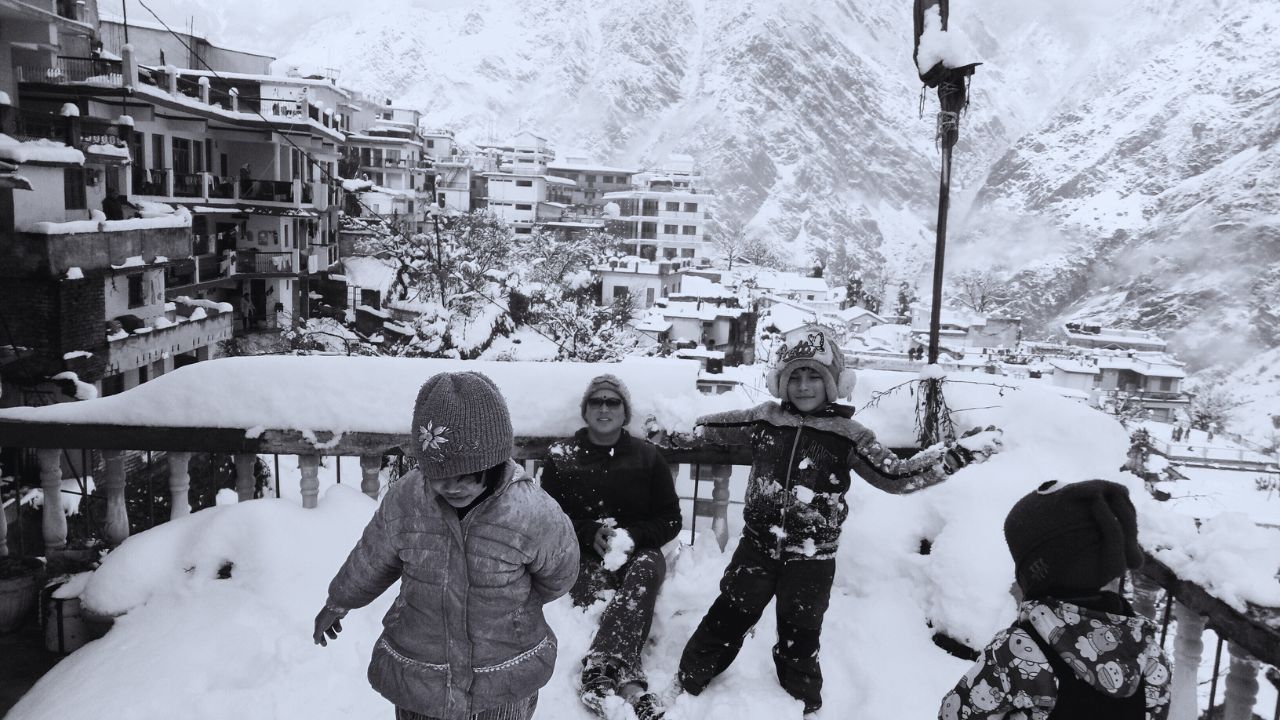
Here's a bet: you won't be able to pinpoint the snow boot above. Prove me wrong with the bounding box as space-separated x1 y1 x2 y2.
581 664 620 718
629 691 666 720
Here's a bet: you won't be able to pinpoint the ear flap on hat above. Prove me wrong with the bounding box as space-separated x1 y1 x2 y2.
766 365 783 399
836 368 856 399
1102 483 1144 569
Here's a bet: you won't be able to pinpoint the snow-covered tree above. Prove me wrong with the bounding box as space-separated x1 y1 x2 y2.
706 215 780 270
895 281 918 322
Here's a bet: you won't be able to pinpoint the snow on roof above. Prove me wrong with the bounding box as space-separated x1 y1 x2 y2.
629 315 672 333
546 160 638 175
20 208 192 235
675 348 725 359
0 356 736 439
658 301 746 321
674 275 734 299
341 257 398 294
742 271 828 295
0 133 85 165
834 305 885 323
1048 358 1101 375
340 178 374 192
542 175 576 186
1094 353 1186 378
759 302 823 334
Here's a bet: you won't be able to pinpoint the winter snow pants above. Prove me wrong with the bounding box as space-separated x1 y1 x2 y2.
393 693 538 720
677 538 836 714
572 547 667 688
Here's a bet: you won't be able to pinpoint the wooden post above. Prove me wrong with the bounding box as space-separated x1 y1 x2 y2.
299 454 320 509
101 449 129 546
358 455 381 500
711 464 731 551
234 453 256 502
167 451 192 518
1222 643 1260 720
1169 603 1206 720
37 448 66 551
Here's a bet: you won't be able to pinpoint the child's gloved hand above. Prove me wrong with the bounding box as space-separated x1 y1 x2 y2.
592 525 616 558
956 426 1003 462
313 602 348 646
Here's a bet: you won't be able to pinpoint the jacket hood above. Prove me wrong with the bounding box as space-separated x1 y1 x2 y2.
1018 597 1170 699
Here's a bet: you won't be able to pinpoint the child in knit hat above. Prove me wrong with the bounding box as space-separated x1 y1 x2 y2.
314 371 579 720
543 373 681 720
677 331 1003 715
938 479 1172 720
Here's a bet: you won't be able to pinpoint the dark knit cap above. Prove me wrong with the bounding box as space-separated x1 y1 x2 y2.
410 371 513 480
580 374 632 425
1004 479 1144 599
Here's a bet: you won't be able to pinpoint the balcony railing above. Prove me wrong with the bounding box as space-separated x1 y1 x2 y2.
173 173 204 198
12 108 128 152
240 179 294 203
208 176 236 199
234 251 295 274
15 56 122 87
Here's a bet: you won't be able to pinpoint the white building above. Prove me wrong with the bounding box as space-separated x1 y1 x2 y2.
603 178 714 261
1062 322 1168 352
547 155 637 206
484 171 576 233
592 257 689 309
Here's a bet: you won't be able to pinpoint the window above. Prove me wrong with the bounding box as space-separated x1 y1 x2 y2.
515 203 532 211
586 174 596 185
151 133 164 169
682 226 697 235
665 201 680 212
516 179 533 187
641 222 657 239
426 139 435 148
642 200 659 216
612 286 630 300
646 288 655 305
137 364 148 385
684 202 698 212
664 224 678 235
515 227 532 234
663 248 677 259
681 248 695 258
63 168 87 209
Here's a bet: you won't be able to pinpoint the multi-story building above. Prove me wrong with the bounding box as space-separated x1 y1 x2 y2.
546 155 637 206
603 175 714 261
592 256 689 309
473 130 554 173
341 104 430 233
0 2 234 403
421 128 455 162
1062 322 1168 352
484 171 575 233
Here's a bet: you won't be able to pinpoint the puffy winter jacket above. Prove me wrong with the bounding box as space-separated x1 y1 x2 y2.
541 428 682 555
939 594 1172 720
697 401 969 560
326 461 579 720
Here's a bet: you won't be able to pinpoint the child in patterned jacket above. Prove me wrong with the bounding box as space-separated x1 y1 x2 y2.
676 331 1003 715
938 479 1172 720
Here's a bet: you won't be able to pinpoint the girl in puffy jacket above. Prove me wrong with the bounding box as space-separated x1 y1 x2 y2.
313 371 579 720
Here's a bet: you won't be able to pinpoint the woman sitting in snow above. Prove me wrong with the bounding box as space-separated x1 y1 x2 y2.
938 479 1171 720
541 374 683 720
676 332 1003 716
313 371 579 720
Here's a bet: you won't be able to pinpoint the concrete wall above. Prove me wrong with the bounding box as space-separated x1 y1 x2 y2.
105 310 233 377
11 166 73 229
103 266 165 321
2 226 192 277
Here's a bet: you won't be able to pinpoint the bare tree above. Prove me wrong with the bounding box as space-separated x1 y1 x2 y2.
950 269 1010 314
707 215 779 270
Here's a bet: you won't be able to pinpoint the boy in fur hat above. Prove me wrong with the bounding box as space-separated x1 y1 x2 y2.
676 331 1003 715
938 479 1172 720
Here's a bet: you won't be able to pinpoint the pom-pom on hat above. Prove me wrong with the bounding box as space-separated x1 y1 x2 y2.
1003 479 1144 599
766 330 856 402
410 371 514 480
580 373 632 426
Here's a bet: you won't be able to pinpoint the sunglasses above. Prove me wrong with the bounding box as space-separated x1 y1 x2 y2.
587 397 623 409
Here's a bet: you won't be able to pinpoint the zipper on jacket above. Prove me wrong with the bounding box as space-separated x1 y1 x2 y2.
778 417 806 559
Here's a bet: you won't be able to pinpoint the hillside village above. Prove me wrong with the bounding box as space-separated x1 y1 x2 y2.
0 2 1278 719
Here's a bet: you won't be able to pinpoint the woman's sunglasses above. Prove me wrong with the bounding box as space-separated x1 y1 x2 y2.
587 397 623 409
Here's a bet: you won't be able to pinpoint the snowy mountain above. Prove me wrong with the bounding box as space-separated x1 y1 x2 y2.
268 0 1279 369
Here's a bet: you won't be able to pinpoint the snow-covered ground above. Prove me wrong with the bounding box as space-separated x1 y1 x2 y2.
7 367 1280 720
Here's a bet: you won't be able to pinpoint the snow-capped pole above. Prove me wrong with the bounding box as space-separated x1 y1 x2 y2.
911 0 981 448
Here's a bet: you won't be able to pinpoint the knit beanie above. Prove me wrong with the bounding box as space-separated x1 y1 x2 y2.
1004 479 1144 599
410 371 514 480
580 373 632 425
765 330 856 402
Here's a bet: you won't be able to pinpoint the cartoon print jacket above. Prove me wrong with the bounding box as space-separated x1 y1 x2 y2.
939 597 1172 720
696 401 971 560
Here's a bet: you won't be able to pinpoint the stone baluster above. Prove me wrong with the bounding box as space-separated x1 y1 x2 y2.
1221 643 1260 720
101 450 129 546
37 448 66 551
359 455 382 500
710 464 732 550
164 64 178 95
120 43 137 89
1169 603 1206 720
229 87 239 113
197 76 209 104
234 454 257 502
167 451 192 518
299 454 320 509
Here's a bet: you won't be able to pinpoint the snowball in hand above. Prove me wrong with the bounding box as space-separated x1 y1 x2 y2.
601 528 634 571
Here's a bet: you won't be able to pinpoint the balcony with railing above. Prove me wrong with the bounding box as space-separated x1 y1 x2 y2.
12 107 128 155
0 357 1275 719
234 251 295 275
15 56 122 87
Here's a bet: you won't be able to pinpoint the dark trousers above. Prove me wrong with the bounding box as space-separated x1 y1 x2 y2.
678 537 835 713
394 693 537 720
572 547 667 688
